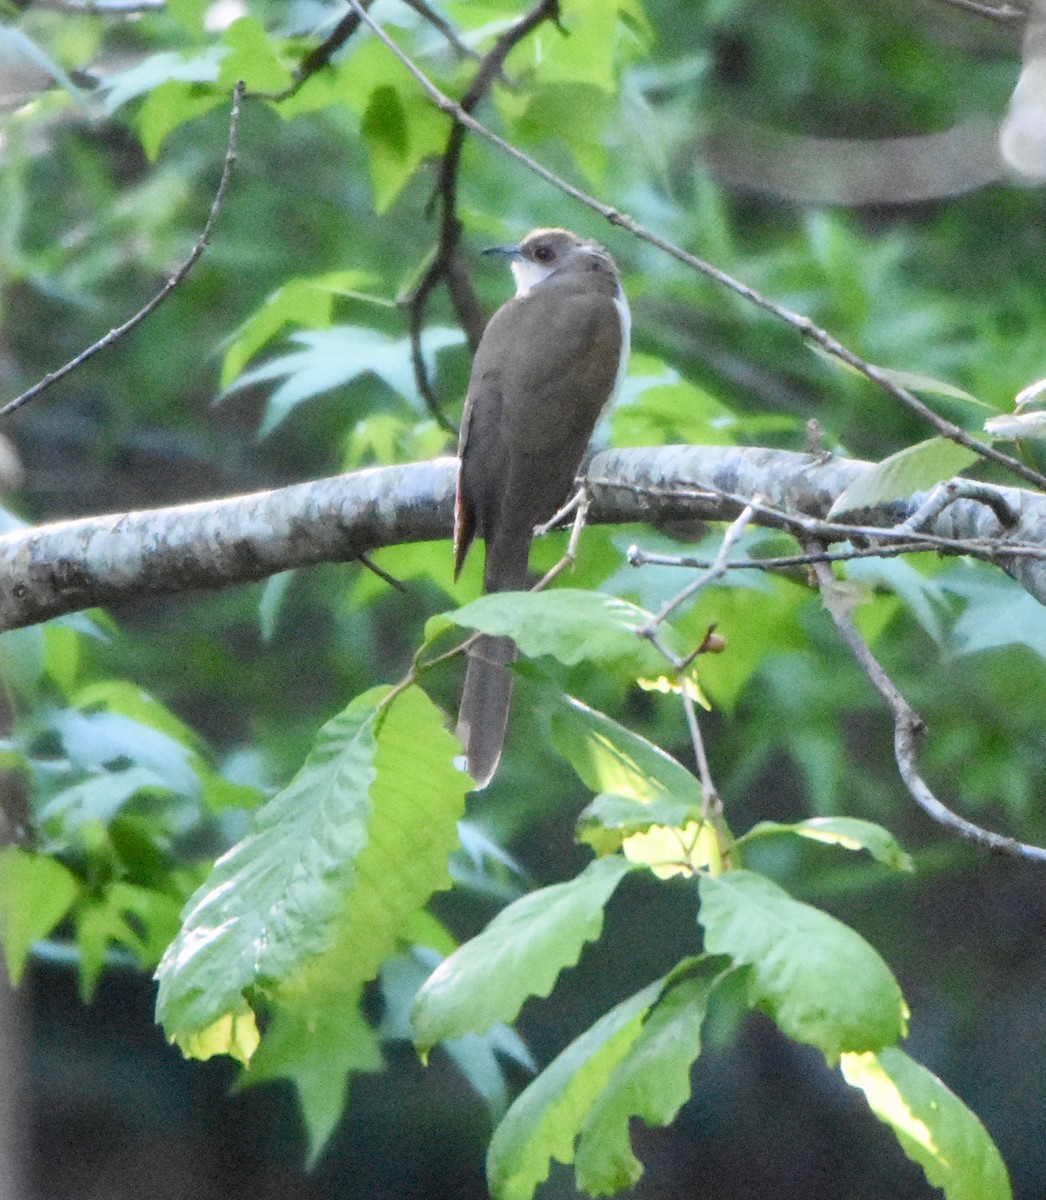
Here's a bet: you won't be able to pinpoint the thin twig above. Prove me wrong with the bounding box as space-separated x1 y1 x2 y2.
596 476 1046 563
639 500 759 636
895 479 1019 535
30 0 163 10
807 543 1046 863
351 3 1046 493
0 82 245 421
399 0 491 66
628 540 956 571
258 2 377 103
929 0 1026 22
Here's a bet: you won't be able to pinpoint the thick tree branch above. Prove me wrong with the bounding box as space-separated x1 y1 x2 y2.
4 445 1046 632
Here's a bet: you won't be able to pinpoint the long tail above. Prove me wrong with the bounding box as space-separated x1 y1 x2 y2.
456 633 516 787
456 529 530 787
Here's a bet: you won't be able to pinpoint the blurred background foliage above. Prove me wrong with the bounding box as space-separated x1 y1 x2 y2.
2 0 1046 1197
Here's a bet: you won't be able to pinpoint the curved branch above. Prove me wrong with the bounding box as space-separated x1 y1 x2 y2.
4 445 1046 632
807 545 1046 863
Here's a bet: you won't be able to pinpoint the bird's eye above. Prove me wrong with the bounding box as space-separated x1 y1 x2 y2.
533 244 555 263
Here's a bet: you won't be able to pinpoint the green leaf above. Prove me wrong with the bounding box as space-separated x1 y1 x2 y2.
136 80 226 161
411 855 635 1053
0 848 78 984
179 1010 260 1066
51 708 199 797
487 976 667 1200
102 48 224 113
217 17 293 93
436 590 687 676
219 271 377 389
529 680 701 804
576 792 705 856
828 437 979 517
155 688 388 1039
247 993 383 1166
944 572 1046 661
841 1048 1012 1200
574 960 722 1195
612 367 738 449
698 870 908 1063
226 325 465 436
738 817 914 871
74 895 146 1000
286 685 468 1005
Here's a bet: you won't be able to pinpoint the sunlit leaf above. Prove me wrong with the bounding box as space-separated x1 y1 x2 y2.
842 1048 1012 1200
225 326 465 436
220 271 378 388
217 17 293 93
738 817 914 871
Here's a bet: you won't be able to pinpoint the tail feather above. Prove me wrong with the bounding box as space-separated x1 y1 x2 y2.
456 633 516 788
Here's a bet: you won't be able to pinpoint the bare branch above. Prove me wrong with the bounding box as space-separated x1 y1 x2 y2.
639 499 759 638
258 1 378 103
807 545 1046 863
28 0 164 10
929 0 1026 22
350 2 1046 492
5 444 1046 631
0 82 244 421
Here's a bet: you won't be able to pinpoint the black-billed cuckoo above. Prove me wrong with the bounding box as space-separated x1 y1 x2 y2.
454 227 631 786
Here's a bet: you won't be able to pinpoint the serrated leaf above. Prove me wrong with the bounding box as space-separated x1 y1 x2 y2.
155 688 387 1039
738 818 914 871
0 848 78 984
575 960 722 1195
437 590 687 676
412 855 633 1053
841 1048 1012 1200
286 686 469 1004
487 976 667 1200
829 438 978 517
156 685 467 1052
698 871 908 1063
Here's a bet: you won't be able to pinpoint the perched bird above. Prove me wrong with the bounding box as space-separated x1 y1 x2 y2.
454 227 631 786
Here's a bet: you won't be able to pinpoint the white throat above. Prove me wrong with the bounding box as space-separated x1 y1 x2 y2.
511 257 557 296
